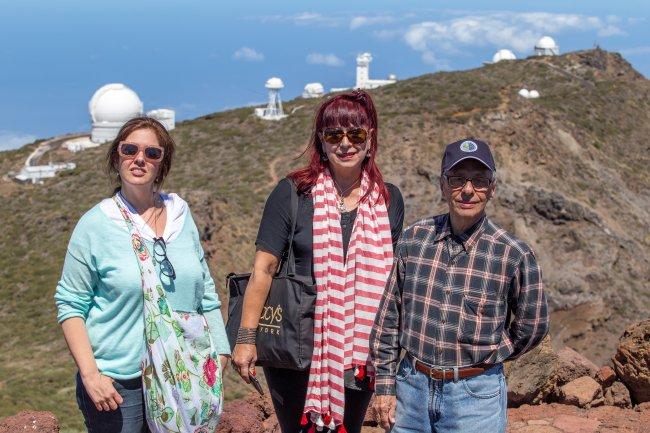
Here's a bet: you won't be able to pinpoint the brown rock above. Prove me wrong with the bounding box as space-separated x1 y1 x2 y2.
506 339 604 406
552 414 600 433
635 401 650 412
559 376 603 408
555 347 599 382
216 393 276 433
512 426 562 433
604 381 632 408
613 319 650 403
505 335 559 405
364 396 380 426
0 411 59 433
596 365 617 387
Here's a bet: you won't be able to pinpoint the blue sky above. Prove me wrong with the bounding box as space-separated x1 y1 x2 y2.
0 0 648 150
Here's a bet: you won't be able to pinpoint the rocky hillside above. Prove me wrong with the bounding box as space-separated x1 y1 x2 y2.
0 48 648 430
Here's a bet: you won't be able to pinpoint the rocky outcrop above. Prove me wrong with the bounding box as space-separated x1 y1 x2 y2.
604 381 632 408
595 365 616 388
612 319 650 403
505 340 600 406
216 392 278 433
0 411 59 433
558 376 603 408
507 402 650 433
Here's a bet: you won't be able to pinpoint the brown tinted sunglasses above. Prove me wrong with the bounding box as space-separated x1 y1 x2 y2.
321 127 368 145
118 142 164 161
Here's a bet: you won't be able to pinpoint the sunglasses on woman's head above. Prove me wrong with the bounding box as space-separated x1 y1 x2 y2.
321 127 368 145
118 142 164 161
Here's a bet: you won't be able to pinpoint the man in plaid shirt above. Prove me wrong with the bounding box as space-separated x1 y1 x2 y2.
370 138 549 433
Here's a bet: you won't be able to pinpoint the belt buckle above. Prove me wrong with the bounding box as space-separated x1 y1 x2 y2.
430 367 444 380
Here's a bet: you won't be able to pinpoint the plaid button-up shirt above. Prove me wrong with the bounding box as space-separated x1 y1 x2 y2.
370 214 549 395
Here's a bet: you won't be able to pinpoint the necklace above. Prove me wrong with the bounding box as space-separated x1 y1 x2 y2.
332 177 360 213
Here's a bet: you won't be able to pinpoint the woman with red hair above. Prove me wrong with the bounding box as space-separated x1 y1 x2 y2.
233 90 404 433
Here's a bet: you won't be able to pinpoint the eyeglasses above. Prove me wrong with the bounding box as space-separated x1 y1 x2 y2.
119 142 164 162
153 237 176 279
321 127 368 145
444 175 492 191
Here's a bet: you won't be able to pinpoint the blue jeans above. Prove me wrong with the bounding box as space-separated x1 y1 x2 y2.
76 372 149 433
391 357 507 433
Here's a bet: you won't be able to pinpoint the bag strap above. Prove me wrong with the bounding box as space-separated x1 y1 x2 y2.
279 179 300 276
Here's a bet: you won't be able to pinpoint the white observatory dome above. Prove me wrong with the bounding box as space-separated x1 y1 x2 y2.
266 77 284 90
302 82 325 98
147 108 176 131
528 90 540 99
537 36 556 49
492 49 517 63
90 83 143 124
535 36 559 56
518 88 530 98
89 83 143 143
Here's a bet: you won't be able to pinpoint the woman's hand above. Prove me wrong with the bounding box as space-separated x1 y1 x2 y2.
219 355 230 373
82 372 124 411
232 343 257 383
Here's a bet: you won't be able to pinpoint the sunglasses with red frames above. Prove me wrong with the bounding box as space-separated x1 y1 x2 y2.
118 142 164 161
321 127 368 145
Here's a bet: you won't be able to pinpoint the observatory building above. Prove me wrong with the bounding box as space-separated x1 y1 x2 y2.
330 52 397 93
535 36 559 56
254 77 287 120
61 83 176 152
147 109 176 131
355 53 396 89
492 49 517 63
90 83 144 143
302 82 325 99
14 163 76 184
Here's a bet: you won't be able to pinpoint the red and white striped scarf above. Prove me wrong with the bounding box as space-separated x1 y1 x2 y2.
303 169 393 431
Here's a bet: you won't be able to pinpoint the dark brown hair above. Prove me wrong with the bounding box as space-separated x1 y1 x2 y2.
106 116 175 193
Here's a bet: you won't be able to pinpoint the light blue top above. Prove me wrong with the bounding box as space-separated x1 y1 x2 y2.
55 194 230 380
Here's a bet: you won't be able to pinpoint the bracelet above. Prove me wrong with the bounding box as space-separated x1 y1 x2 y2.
236 327 257 345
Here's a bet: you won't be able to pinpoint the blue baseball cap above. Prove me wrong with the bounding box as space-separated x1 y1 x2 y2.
441 138 496 174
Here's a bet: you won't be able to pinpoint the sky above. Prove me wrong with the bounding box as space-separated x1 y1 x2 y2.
0 0 648 151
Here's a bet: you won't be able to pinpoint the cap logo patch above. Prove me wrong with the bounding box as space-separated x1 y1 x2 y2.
460 140 478 152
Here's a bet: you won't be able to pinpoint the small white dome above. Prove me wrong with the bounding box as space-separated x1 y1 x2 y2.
304 82 324 94
518 88 530 98
265 77 284 89
89 83 143 123
388 73 397 81
528 90 540 99
492 49 517 63
536 36 557 49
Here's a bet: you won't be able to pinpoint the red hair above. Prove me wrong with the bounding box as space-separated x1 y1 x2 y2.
287 90 390 205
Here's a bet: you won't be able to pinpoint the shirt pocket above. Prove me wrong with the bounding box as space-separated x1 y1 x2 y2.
457 295 506 346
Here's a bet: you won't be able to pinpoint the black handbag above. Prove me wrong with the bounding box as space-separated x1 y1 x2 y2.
225 181 316 370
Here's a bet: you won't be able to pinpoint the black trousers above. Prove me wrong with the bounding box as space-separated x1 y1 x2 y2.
263 367 373 433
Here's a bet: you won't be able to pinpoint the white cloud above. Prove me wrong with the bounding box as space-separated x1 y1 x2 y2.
350 15 394 30
253 12 342 27
0 131 36 151
402 12 625 65
232 47 264 62
306 53 344 67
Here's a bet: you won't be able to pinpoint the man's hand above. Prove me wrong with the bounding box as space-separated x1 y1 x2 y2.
373 394 397 430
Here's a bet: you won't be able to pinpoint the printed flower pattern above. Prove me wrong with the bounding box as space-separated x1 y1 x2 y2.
113 196 223 432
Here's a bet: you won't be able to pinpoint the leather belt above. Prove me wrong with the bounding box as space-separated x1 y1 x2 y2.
413 358 488 381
